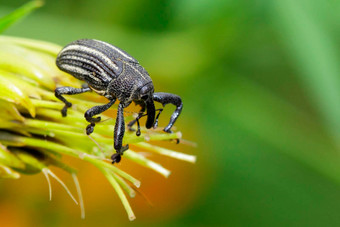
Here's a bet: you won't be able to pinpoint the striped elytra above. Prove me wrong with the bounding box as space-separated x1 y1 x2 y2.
56 39 139 87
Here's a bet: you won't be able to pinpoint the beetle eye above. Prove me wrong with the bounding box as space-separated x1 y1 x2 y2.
139 82 153 101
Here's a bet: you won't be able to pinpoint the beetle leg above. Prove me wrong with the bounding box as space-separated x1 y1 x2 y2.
153 92 183 133
111 103 129 163
128 108 162 135
55 86 91 117
84 98 116 135
128 113 147 136
135 117 141 136
153 108 164 129
128 113 146 137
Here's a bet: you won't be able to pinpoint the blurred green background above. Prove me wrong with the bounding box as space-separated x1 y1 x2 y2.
1 0 340 226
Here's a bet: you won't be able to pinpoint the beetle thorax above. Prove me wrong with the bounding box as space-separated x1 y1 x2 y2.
107 63 153 103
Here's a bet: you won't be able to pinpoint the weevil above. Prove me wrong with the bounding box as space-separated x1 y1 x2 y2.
55 39 183 163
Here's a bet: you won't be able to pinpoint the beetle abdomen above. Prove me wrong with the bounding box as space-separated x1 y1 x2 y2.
56 39 138 87
82 39 139 64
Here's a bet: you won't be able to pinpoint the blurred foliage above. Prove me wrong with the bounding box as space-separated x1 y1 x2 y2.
0 0 339 226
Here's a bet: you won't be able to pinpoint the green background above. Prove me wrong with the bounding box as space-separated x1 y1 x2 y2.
0 0 340 226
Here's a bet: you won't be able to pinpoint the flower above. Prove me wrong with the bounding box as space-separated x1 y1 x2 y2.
0 36 196 220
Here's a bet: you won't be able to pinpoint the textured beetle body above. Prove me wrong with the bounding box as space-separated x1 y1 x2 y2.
57 39 153 102
55 39 183 163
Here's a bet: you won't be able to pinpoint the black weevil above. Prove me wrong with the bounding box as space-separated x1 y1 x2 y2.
55 39 183 163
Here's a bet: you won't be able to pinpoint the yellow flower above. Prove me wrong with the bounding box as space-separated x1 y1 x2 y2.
0 35 195 220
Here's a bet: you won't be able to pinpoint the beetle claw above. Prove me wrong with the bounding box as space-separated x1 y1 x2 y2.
111 153 121 163
136 129 141 136
111 145 129 164
153 121 158 129
86 123 95 135
61 107 67 117
163 128 172 133
61 102 72 117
